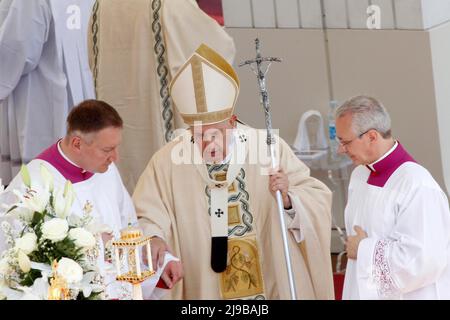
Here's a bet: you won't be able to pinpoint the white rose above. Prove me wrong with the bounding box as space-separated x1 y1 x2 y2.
56 258 83 284
18 250 31 273
15 233 37 255
69 228 96 249
41 218 69 242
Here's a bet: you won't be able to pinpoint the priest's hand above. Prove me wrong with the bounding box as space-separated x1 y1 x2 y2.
345 226 368 260
147 236 171 269
161 261 184 289
269 168 292 209
101 232 113 246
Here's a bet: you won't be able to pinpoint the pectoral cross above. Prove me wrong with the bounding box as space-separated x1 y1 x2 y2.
215 209 224 218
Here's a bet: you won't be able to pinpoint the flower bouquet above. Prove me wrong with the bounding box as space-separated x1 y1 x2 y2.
0 164 106 300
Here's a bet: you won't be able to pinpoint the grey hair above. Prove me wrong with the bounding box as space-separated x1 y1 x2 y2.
335 95 392 138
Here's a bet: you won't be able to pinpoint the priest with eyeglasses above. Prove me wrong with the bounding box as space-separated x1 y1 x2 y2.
336 95 450 300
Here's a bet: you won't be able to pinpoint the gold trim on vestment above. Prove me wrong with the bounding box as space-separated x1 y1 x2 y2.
191 56 207 113
181 108 234 126
220 236 265 299
195 44 240 86
214 172 227 182
169 44 240 125
228 204 240 225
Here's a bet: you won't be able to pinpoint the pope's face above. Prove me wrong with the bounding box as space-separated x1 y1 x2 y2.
336 113 372 165
190 121 235 164
78 127 122 173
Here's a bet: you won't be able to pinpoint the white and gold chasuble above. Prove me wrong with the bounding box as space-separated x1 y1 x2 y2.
133 124 335 300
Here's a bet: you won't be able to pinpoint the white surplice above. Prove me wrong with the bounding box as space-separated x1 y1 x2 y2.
343 142 450 299
0 0 95 183
0 0 12 24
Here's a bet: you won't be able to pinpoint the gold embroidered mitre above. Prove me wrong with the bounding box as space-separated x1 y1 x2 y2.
169 44 240 126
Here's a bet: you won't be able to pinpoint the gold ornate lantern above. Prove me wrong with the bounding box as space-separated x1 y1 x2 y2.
112 227 155 300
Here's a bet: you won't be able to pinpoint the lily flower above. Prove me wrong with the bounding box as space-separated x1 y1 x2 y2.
39 164 54 193
13 185 50 214
52 188 72 219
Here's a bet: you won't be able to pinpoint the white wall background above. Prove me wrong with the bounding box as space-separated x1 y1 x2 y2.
223 0 450 30
223 0 450 252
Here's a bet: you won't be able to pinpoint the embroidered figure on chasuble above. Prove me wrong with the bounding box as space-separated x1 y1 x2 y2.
221 237 265 300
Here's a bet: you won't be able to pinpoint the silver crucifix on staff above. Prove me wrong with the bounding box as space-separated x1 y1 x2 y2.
239 38 297 300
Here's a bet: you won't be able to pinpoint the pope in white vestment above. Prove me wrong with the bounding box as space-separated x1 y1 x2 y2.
0 0 96 184
336 96 450 300
133 45 335 300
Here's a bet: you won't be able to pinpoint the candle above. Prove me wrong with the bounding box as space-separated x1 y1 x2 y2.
135 248 141 277
146 242 153 271
115 248 121 276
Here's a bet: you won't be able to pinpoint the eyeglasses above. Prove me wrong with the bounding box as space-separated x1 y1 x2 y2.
337 129 371 148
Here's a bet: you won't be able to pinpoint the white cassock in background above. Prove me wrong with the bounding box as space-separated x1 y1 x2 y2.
0 0 95 184
0 1 12 24
343 158 450 299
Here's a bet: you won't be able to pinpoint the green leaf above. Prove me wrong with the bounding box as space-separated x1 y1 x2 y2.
76 290 102 300
19 269 42 287
5 205 18 214
31 211 42 226
42 238 84 262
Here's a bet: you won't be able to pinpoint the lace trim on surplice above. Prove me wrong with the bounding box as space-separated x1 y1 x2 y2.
373 239 397 298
